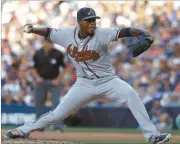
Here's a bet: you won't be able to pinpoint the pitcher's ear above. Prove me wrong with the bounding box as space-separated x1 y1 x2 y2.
77 20 81 24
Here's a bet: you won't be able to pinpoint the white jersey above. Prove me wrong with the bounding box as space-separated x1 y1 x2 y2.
49 27 121 79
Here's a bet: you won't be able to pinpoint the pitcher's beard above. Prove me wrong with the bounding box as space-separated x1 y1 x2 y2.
88 31 94 37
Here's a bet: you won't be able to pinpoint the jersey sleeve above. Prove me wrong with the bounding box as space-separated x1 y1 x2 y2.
101 28 121 46
48 28 70 48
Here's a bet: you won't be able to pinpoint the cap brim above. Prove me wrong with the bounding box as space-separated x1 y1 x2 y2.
82 16 101 20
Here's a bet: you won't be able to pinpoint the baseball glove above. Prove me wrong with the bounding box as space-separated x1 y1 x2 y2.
128 35 154 57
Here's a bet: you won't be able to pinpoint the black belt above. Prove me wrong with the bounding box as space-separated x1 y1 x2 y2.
82 76 105 80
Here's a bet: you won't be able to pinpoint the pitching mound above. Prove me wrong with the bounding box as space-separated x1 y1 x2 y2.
2 130 180 144
1 138 82 144
1 131 144 144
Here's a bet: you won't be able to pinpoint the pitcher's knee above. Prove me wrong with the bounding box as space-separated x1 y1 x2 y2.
126 87 139 99
48 110 66 123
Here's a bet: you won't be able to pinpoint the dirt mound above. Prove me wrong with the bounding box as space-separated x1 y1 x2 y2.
1 137 83 144
2 130 179 144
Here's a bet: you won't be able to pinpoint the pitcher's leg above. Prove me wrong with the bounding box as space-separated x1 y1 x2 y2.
103 78 157 141
17 84 95 134
125 86 157 140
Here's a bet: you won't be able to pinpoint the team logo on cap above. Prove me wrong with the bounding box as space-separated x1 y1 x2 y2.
88 9 95 15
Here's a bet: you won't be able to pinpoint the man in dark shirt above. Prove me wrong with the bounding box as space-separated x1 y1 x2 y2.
32 39 66 132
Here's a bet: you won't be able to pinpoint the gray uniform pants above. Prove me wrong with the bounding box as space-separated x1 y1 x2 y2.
18 76 157 141
34 80 64 129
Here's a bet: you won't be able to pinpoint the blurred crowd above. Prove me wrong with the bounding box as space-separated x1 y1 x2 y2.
2 1 180 109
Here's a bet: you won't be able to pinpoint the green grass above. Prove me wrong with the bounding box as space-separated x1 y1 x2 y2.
80 140 146 144
79 140 179 144
2 126 180 135
64 127 180 135
65 127 141 133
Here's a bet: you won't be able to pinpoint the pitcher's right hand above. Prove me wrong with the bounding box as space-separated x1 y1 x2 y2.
23 24 33 34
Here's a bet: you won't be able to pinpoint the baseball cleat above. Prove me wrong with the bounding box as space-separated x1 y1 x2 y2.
149 133 172 144
4 129 28 139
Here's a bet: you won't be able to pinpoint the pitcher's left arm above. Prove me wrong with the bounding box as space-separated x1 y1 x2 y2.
118 28 154 57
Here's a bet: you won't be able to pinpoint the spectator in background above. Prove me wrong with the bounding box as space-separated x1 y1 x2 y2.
1 1 180 107
150 93 173 132
2 73 21 101
32 38 66 132
2 91 16 105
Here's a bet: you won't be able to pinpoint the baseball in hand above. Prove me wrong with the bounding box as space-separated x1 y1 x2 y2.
23 24 33 33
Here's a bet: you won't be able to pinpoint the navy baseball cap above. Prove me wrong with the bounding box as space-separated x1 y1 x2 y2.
152 93 162 101
77 7 101 21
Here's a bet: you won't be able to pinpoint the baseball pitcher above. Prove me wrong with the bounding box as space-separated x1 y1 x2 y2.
5 7 171 144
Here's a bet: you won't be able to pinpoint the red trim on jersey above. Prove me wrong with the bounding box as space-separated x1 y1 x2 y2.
73 27 80 65
74 27 78 47
74 28 100 79
115 28 121 41
74 27 89 76
84 62 100 78
82 37 91 51
85 45 88 51
82 36 100 78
